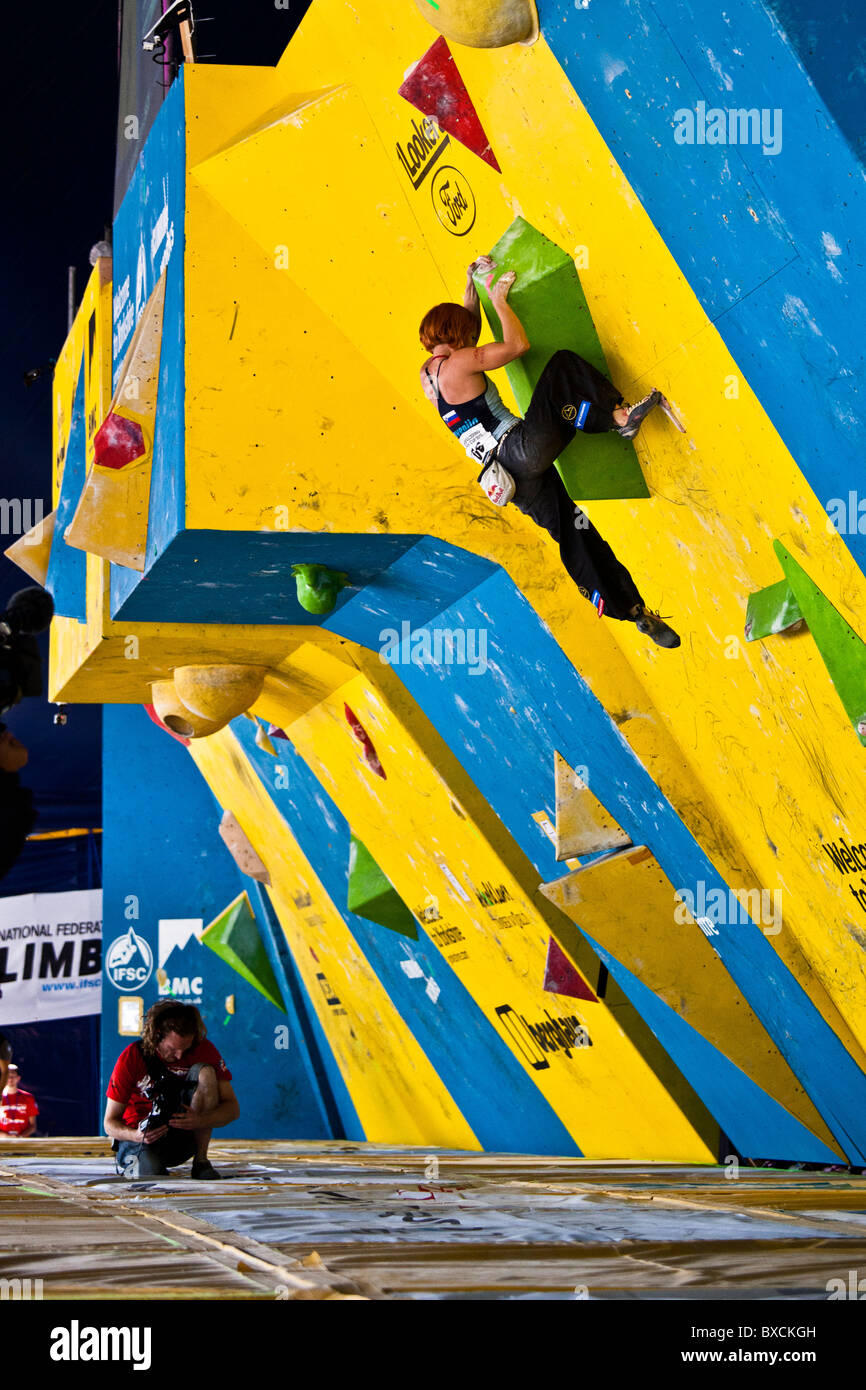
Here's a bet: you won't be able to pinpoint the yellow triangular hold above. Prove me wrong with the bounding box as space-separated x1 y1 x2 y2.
553 750 631 861
4 510 56 586
539 847 840 1157
254 720 277 756
64 272 166 570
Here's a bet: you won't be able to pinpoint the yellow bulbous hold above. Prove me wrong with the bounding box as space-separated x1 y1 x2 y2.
173 664 268 725
411 0 539 48
150 679 229 740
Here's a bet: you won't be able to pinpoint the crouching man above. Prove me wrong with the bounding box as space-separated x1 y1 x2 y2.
104 1001 239 1181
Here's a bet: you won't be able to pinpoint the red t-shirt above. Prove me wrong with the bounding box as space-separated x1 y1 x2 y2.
106 1041 232 1129
0 1088 38 1135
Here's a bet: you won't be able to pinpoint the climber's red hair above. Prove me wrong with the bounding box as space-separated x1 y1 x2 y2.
419 303 481 353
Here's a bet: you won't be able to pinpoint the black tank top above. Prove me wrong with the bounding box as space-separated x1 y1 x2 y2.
428 357 519 464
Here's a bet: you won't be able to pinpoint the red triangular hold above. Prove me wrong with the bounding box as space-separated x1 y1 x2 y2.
543 937 598 1001
399 37 501 173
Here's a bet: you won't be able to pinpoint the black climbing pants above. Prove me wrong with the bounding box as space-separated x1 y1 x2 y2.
498 350 644 621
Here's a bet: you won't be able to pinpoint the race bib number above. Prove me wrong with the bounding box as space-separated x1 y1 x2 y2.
459 421 500 463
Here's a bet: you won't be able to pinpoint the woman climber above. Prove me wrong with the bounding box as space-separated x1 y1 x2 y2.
419 256 682 648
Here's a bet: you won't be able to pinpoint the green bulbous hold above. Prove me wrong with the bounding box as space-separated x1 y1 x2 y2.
291 563 350 615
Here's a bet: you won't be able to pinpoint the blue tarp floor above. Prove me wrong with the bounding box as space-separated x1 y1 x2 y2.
1 1139 865 1298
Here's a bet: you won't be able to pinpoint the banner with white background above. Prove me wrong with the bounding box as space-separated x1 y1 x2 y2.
0 890 102 1024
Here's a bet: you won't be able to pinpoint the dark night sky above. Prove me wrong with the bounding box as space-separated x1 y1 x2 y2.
1 1 310 888
1 0 118 872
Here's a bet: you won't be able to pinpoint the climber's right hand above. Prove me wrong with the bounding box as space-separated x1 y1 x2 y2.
490 270 516 303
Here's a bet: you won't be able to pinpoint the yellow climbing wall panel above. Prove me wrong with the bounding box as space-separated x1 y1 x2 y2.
251 661 716 1161
189 724 481 1148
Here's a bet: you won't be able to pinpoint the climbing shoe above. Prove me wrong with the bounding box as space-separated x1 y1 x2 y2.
615 390 662 439
191 1159 222 1181
630 605 681 649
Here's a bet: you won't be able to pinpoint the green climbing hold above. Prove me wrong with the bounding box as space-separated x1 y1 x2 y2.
347 836 419 939
292 563 350 615
201 891 286 1010
744 578 803 641
774 541 866 745
474 217 649 502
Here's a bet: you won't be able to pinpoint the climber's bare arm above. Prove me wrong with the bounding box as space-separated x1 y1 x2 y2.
463 255 494 318
447 272 529 389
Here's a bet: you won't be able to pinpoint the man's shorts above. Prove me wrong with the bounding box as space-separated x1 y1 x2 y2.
114 1063 205 1178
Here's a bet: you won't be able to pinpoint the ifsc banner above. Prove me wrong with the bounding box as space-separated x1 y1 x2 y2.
0 889 102 1024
